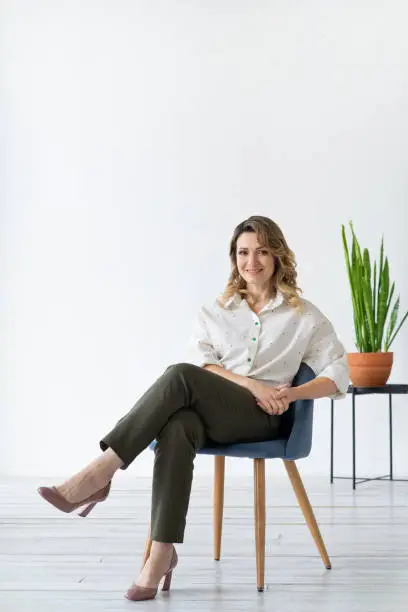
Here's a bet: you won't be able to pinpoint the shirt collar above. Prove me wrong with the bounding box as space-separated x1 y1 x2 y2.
224 291 284 312
224 293 242 309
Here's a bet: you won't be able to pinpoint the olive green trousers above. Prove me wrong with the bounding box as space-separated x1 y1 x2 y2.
100 363 281 543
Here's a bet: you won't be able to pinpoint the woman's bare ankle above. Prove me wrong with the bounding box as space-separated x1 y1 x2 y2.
136 541 174 588
150 541 173 556
57 449 123 502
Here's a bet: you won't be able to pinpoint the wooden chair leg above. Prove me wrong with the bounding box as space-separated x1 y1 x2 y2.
213 455 225 561
254 458 266 592
141 523 152 569
283 460 331 569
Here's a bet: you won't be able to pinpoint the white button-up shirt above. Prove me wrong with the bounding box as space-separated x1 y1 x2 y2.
188 292 349 399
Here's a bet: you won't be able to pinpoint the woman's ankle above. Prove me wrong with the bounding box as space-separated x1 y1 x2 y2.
136 542 175 588
150 541 174 555
57 452 119 501
102 447 124 471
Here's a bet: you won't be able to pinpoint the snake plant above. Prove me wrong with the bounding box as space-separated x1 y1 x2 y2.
341 222 408 353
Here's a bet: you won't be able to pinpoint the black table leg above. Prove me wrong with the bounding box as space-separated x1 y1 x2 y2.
330 399 334 484
389 393 393 480
352 389 356 490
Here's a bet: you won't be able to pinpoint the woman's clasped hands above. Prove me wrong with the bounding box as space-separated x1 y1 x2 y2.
248 379 294 416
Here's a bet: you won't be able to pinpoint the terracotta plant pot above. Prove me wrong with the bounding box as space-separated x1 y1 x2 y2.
346 352 393 387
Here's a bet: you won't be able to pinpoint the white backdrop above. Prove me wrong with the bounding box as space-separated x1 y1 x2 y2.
2 0 408 482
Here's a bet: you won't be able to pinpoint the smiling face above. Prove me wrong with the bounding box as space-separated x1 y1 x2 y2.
236 231 276 289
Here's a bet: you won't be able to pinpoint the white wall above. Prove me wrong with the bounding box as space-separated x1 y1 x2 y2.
2 0 408 482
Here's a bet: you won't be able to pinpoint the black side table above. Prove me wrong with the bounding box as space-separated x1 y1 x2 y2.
330 384 408 489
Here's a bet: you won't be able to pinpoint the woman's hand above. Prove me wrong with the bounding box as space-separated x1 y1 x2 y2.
247 380 293 416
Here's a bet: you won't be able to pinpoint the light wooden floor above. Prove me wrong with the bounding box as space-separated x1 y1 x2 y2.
1 472 408 611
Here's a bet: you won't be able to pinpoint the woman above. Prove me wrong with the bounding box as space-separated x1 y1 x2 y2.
38 215 349 601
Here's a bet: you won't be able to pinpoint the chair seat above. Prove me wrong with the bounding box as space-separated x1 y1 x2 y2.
197 439 288 459
149 438 287 459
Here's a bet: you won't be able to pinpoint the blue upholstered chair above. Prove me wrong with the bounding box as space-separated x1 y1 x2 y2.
144 362 331 591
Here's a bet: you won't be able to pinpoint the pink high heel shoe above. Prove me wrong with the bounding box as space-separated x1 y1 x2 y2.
37 482 111 517
125 547 178 601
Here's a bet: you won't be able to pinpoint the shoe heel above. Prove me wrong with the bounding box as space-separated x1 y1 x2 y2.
78 501 97 517
162 570 173 592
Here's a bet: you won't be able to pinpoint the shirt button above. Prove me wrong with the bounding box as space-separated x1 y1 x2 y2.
252 337 256 342
247 357 252 362
255 322 259 326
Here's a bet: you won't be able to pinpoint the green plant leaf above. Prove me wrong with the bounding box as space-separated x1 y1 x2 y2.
387 309 408 350
363 248 371 284
385 296 399 351
349 223 371 350
342 224 363 350
372 261 377 346
377 257 390 350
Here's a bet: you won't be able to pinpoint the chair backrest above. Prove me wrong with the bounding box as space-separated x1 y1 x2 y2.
283 362 316 459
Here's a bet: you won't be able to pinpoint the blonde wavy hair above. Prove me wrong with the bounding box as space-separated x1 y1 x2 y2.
219 216 302 309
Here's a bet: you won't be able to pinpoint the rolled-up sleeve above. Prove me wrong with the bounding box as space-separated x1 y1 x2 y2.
188 307 222 368
303 317 350 399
